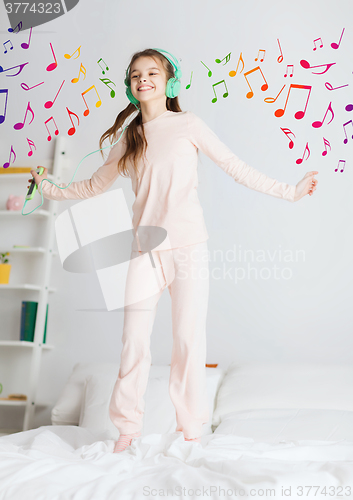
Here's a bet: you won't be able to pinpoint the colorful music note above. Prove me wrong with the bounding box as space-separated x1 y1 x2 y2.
81 85 102 116
229 53 244 77
21 81 44 91
331 28 345 49
300 60 336 75
44 80 64 109
66 107 79 136
335 160 345 173
64 46 81 60
274 84 312 119
215 52 231 65
325 81 348 91
13 101 34 130
0 62 28 77
26 138 36 157
254 49 266 62
243 66 268 99
3 145 16 169
46 42 58 72
211 80 229 103
8 21 22 34
99 78 116 98
342 120 353 144
3 40 13 53
71 63 86 83
277 39 283 63
322 137 331 156
97 58 109 75
312 102 334 128
284 65 294 78
0 89 9 125
264 84 286 104
280 127 296 149
313 38 323 50
345 104 353 112
296 142 310 165
44 116 59 141
21 27 32 49
186 71 193 89
200 61 212 77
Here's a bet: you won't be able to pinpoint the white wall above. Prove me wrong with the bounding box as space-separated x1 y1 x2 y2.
1 0 352 429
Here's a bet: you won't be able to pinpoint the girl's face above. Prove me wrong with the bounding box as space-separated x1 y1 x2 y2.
130 57 168 105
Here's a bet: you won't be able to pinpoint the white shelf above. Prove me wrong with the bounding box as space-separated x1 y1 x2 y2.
0 209 50 217
0 284 56 292
0 173 55 181
0 400 53 407
0 247 58 257
0 341 54 349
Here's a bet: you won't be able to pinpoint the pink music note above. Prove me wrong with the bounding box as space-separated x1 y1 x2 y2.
3 145 16 168
81 85 102 116
44 116 59 141
280 127 296 149
254 49 266 62
71 63 86 84
44 80 65 109
229 52 245 77
322 137 331 156
0 62 29 77
66 107 79 135
64 45 81 60
26 138 36 157
325 81 348 91
300 60 336 75
21 27 32 49
277 39 283 63
8 21 22 34
275 84 312 119
312 102 334 128
97 58 109 75
243 66 268 99
335 160 345 173
3 40 13 54
264 84 286 104
313 38 323 50
46 43 58 72
13 101 35 130
296 142 310 165
342 120 353 144
0 89 9 124
99 78 116 98
331 28 345 49
284 65 294 78
21 81 44 91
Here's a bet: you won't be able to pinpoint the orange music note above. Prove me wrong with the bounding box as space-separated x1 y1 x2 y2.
280 127 296 149
200 61 212 77
264 84 286 104
71 63 86 83
277 38 283 63
215 52 231 65
44 80 65 109
296 142 310 165
186 71 193 89
21 27 32 49
275 84 312 119
3 145 16 168
44 116 59 141
254 49 266 62
211 80 229 103
64 45 81 60
229 52 244 77
312 102 334 128
313 38 323 50
66 107 80 136
81 85 102 116
99 78 116 98
46 42 58 72
284 65 294 78
331 28 345 49
26 138 36 157
322 137 331 156
3 40 13 53
97 58 109 75
343 120 353 144
243 66 268 99
14 101 34 130
335 160 345 173
300 60 336 74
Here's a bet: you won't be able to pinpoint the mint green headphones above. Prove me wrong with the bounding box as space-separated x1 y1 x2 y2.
124 48 182 109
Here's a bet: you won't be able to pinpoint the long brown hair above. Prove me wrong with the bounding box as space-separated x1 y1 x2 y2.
99 49 183 179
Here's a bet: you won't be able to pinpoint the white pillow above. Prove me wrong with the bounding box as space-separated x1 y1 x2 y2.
79 366 224 439
212 363 353 428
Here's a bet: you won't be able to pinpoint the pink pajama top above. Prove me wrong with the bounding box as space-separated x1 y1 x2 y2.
39 110 296 251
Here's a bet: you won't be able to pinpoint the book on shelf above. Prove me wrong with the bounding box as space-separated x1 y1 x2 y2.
20 301 48 343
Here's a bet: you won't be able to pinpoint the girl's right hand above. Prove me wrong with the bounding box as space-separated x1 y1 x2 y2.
28 167 48 190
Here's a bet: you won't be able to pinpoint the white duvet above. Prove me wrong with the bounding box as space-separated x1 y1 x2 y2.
0 409 353 500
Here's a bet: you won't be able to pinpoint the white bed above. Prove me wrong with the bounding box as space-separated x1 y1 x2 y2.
0 363 353 499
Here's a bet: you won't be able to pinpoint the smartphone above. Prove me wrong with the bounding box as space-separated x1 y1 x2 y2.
26 167 44 201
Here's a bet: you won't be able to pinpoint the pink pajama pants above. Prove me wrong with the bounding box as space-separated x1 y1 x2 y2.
108 240 210 440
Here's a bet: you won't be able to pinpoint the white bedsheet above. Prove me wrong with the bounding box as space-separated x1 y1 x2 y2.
0 414 353 500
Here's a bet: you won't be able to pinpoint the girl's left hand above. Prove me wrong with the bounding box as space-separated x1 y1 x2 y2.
294 171 319 202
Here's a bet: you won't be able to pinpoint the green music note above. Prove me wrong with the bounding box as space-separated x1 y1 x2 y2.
212 80 229 103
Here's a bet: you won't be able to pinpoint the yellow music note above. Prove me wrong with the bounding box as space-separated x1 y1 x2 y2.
71 63 86 84
229 53 244 77
64 46 81 60
81 85 102 116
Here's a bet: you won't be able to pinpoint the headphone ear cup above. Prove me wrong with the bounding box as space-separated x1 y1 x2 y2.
166 77 181 98
125 85 140 106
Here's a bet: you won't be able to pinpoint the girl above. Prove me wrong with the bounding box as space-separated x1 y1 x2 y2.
29 48 318 453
